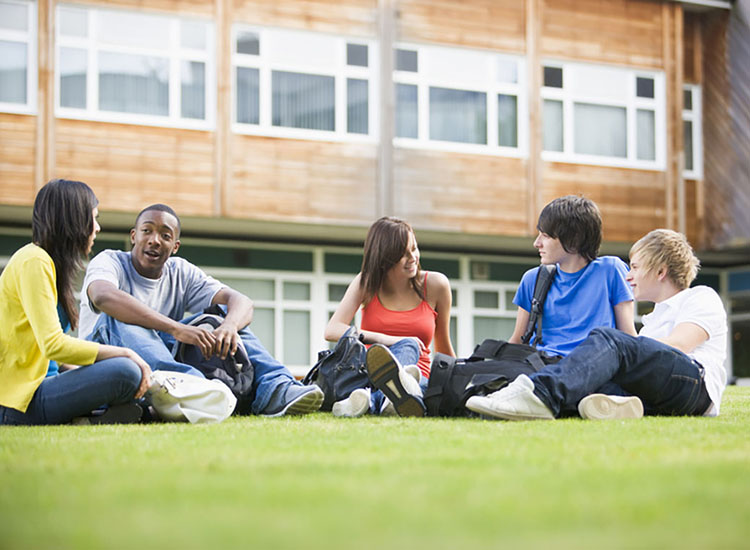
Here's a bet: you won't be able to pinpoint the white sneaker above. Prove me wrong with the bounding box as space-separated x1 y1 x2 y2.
578 394 644 420
332 388 371 418
465 374 555 421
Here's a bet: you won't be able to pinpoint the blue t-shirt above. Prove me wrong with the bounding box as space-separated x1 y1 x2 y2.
513 256 633 357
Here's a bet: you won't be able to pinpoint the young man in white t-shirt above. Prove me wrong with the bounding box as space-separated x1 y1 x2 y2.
467 229 727 420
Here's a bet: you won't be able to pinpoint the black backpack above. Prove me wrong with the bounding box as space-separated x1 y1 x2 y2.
424 265 559 417
174 306 255 415
302 327 369 412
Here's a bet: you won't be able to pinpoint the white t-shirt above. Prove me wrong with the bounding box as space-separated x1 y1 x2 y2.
79 249 225 340
639 285 727 416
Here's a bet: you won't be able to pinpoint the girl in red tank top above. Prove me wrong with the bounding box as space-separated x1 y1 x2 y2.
325 217 456 416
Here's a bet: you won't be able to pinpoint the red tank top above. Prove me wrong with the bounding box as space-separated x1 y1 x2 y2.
361 273 437 378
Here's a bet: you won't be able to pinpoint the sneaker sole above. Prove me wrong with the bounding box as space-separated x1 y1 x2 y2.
465 396 553 421
578 394 644 420
87 403 143 425
263 387 324 417
332 389 370 418
366 345 425 418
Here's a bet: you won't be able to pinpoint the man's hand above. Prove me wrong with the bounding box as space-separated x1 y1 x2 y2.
127 350 153 399
172 324 216 359
212 322 240 360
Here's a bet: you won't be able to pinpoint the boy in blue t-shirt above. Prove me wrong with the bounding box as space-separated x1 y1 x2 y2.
508 196 636 357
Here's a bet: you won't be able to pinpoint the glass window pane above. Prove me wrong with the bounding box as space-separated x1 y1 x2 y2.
474 316 515 343
636 77 655 99
450 316 457 350
0 1 27 31
451 289 458 307
246 279 275 300
574 103 626 158
236 67 259 124
237 31 259 55
684 120 694 171
0 40 26 104
474 290 499 309
272 70 335 131
504 290 516 312
98 52 169 116
59 6 87 37
347 43 368 67
683 89 693 111
60 47 87 109
395 83 418 138
97 11 170 50
637 109 655 161
181 61 205 119
347 78 368 134
543 66 563 88
283 311 310 365
395 49 418 72
252 308 275 356
429 87 486 145
283 281 310 300
181 20 207 50
543 99 563 152
498 94 517 148
497 58 517 84
328 283 348 302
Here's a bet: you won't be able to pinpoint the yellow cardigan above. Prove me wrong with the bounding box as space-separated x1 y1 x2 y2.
0 244 99 412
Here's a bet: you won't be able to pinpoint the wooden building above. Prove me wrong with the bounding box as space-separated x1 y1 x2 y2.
1 0 749 378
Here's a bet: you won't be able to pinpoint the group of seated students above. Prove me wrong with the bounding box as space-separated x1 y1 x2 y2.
0 179 727 425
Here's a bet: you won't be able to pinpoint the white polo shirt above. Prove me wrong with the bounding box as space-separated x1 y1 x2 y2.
639 286 727 416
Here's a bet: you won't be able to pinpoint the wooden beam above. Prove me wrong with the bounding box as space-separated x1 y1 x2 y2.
35 0 55 190
214 0 230 217
377 0 395 217
526 0 541 234
675 5 686 235
662 3 675 229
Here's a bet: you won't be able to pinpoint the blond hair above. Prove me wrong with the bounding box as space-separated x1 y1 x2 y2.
629 229 700 290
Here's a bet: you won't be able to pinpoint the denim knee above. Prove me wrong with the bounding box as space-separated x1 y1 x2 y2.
108 358 143 398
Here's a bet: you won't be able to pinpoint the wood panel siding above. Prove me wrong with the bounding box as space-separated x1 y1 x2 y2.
55 120 215 215
0 114 37 205
541 162 667 243
81 0 214 16
683 12 702 84
397 0 526 53
229 136 377 225
540 0 666 67
232 0 377 36
394 150 529 236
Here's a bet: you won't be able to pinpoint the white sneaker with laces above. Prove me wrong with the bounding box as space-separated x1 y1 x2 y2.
465 374 555 421
578 394 644 420
332 388 371 418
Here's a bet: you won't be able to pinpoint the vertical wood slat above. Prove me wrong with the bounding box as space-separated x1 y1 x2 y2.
662 3 674 230
377 0 395 217
675 5 685 236
35 0 55 190
526 0 540 233
215 0 230 217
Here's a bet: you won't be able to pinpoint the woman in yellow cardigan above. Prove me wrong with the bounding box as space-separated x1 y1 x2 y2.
0 179 152 425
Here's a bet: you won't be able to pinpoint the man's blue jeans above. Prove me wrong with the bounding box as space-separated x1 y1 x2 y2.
0 357 141 425
531 327 710 417
89 312 296 414
369 338 423 413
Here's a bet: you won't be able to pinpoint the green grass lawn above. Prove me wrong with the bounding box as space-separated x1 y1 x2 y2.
1 387 749 550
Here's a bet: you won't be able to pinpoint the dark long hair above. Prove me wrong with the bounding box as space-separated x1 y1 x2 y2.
359 217 424 304
537 195 602 262
32 179 98 329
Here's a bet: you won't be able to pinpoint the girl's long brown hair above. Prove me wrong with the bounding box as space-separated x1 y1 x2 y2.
359 217 424 304
32 179 98 330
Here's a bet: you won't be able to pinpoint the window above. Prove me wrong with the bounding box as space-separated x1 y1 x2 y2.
393 43 526 156
0 0 36 114
541 61 665 169
55 4 214 129
233 27 376 141
683 85 702 178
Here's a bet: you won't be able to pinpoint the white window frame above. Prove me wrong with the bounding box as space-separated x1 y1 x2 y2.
541 60 666 171
232 25 378 144
0 0 37 115
55 3 215 130
393 42 527 158
682 84 703 179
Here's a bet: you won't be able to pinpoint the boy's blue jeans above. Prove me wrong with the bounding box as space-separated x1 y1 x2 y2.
531 327 710 417
89 311 297 415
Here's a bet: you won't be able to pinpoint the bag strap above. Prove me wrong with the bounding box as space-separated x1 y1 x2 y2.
424 353 456 416
470 339 508 361
521 264 557 347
